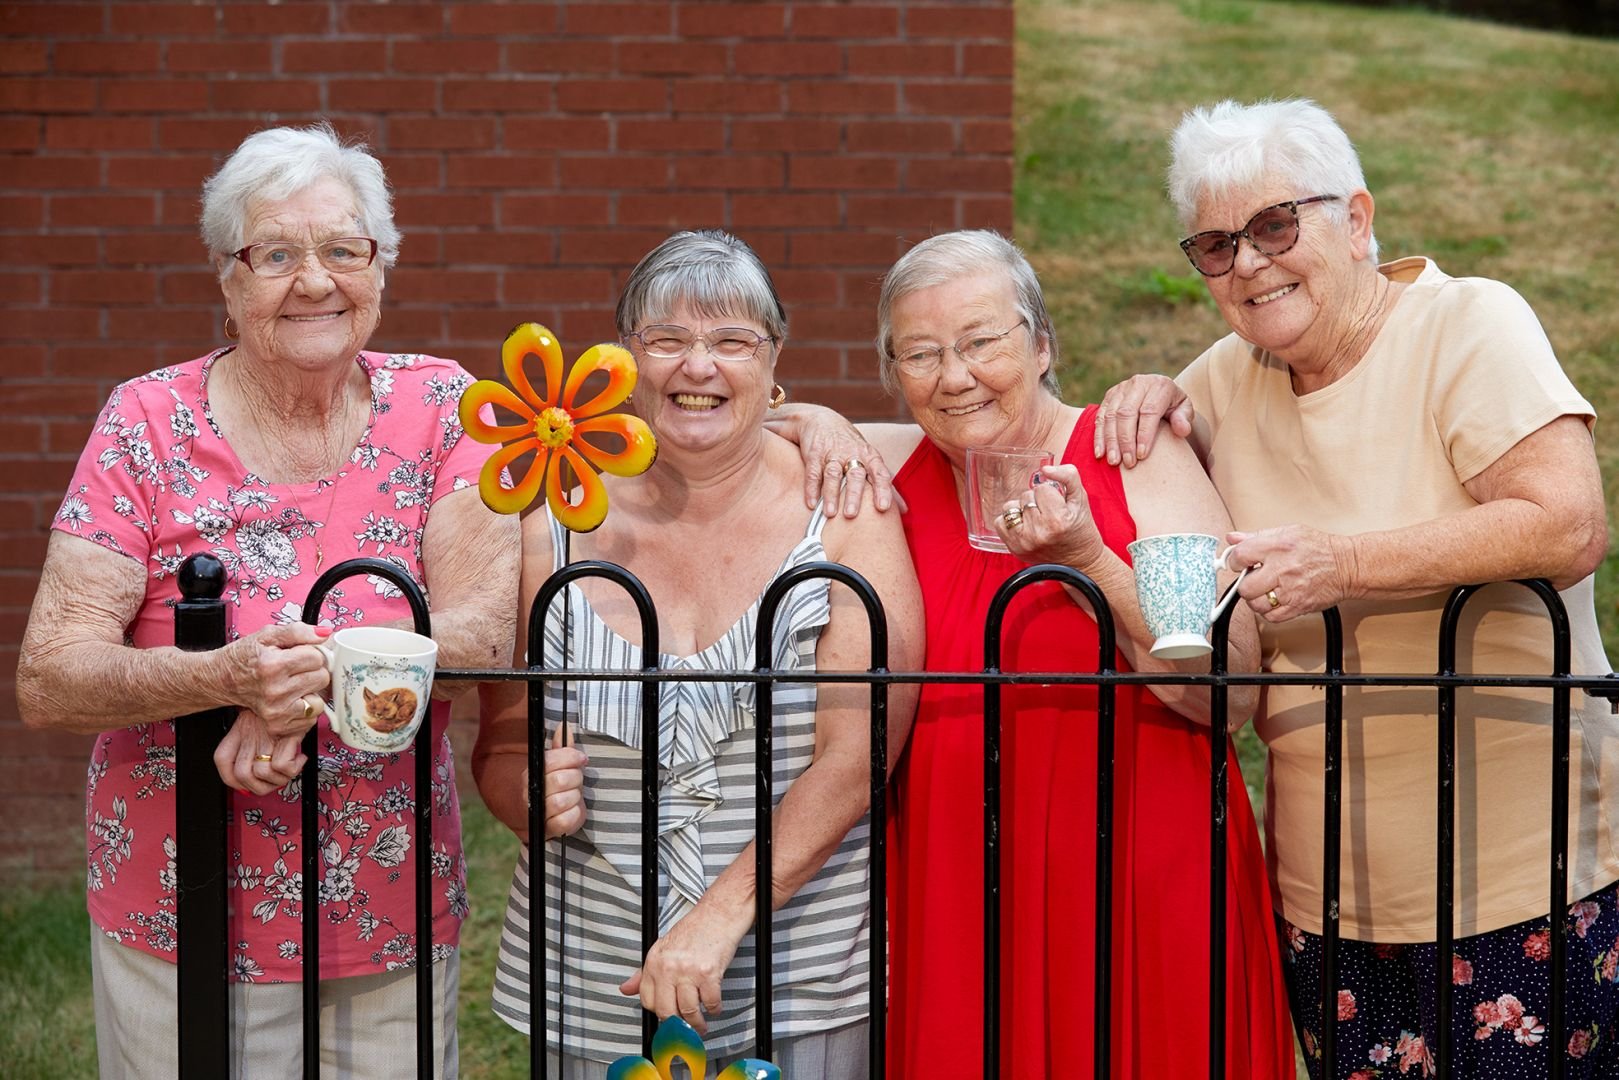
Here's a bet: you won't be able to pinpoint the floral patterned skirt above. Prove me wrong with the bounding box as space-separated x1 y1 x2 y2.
1280 882 1619 1079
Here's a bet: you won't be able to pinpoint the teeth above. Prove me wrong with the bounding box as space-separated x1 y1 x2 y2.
1250 284 1295 306
673 393 722 410
286 313 341 322
942 402 988 416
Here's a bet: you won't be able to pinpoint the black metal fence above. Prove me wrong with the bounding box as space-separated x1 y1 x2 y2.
169 553 1618 1079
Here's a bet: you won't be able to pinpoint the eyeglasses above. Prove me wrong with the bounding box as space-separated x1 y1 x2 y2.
623 325 776 363
892 318 1027 377
231 237 379 277
1178 195 1339 277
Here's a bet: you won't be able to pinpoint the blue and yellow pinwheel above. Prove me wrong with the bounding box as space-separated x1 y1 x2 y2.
607 1016 781 1080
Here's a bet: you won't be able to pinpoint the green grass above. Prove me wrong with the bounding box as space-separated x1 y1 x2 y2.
0 881 97 1079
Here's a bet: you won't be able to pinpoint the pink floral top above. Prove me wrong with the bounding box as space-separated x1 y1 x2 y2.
53 348 495 982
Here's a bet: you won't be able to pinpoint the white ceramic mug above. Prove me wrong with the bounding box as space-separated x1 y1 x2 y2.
965 444 1055 553
317 626 438 753
1125 533 1251 659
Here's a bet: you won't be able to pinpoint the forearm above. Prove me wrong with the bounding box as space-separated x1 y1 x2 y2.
476 750 529 841
18 639 237 734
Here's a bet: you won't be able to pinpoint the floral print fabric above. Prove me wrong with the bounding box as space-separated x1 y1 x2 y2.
1282 882 1619 1078
54 349 493 982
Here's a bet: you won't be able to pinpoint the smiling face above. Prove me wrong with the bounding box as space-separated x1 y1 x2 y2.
629 302 778 458
1193 180 1374 373
220 176 384 373
890 271 1053 463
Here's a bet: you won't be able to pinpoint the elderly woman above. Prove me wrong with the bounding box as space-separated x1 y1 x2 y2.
771 229 1293 1077
17 123 516 1078
472 229 923 1077
1094 99 1619 1077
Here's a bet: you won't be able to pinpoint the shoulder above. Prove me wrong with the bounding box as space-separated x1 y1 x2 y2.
364 352 475 397
856 422 925 467
104 355 212 413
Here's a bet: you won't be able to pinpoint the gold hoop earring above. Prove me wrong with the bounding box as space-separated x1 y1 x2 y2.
223 316 239 339
768 384 787 410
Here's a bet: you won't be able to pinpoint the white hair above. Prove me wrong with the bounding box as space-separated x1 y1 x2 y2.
1167 98 1378 262
615 229 787 342
200 122 400 279
875 229 1059 395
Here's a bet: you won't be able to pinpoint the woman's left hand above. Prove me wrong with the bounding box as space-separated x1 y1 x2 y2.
1225 525 1358 621
213 708 308 795
618 903 748 1036
993 464 1107 570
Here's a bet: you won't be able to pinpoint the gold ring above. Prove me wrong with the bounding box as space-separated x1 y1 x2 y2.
254 753 274 763
1001 506 1024 529
301 697 317 721
1267 589 1280 609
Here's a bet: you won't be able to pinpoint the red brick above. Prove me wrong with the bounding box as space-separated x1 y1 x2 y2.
393 193 495 227
617 118 724 152
51 194 155 227
103 232 198 265
551 308 621 346
282 41 387 75
559 155 673 190
848 43 956 77
221 2 331 35
0 196 44 228
0 117 38 151
903 81 1011 117
0 78 97 113
788 156 898 191
442 232 559 265
672 154 782 190
0 4 105 35
47 414 101 451
505 43 614 75
563 4 672 36
773 269 841 304
908 6 1014 39
160 271 221 305
157 194 202 227
907 157 1012 193
390 116 497 150
0 273 40 303
678 4 786 38
99 78 210 113
0 495 38 529
376 154 441 188
503 269 617 304
789 379 893 419
341 3 444 34
105 308 215 342
788 232 906 268
167 42 272 75
105 154 214 190
670 81 779 114
791 305 879 343
367 309 442 345
772 344 842 379
394 40 501 75
617 193 726 227
448 307 535 344
502 194 612 229
445 154 560 190
732 193 840 228
557 79 668 113
55 42 162 75
732 41 842 77
960 194 1013 232
386 269 500 304
210 81 322 113
0 380 104 414
558 229 672 266
792 5 898 38
328 78 438 112
0 346 46 378
847 119 955 153
0 533 47 567
731 119 839 153
962 119 1012 155
53 344 164 379
0 42 47 73
788 81 896 116
54 271 157 305
450 3 560 35
110 4 215 35
504 116 611 151
2 156 101 188
616 42 727 76
848 194 956 229
441 79 553 112
963 43 1014 78
0 234 98 266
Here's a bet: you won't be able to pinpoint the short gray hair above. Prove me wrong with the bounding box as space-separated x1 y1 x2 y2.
1167 98 1378 262
200 122 400 279
615 229 787 342
875 229 1059 395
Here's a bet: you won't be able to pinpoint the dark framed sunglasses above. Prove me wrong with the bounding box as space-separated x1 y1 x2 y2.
1178 195 1340 277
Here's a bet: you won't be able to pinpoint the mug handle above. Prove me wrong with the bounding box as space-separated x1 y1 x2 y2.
1210 547 1252 624
315 642 339 722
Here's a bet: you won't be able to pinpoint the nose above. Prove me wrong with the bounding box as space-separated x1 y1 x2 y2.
676 342 719 378
1231 234 1272 278
291 257 335 297
935 348 977 393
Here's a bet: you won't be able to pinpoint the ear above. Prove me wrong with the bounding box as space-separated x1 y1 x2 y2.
1034 323 1053 378
363 687 376 704
1345 189 1376 262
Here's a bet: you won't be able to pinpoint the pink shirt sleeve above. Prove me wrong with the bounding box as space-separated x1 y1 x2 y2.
429 363 497 507
53 378 164 568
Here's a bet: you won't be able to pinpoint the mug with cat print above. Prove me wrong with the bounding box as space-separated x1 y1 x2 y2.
317 626 438 753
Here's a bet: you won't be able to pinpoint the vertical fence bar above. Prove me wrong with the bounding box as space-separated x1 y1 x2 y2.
1433 586 1476 1078
299 559 432 1080
983 565 1114 1079
1207 604 1234 1080
174 553 232 1079
1317 607 1345 1080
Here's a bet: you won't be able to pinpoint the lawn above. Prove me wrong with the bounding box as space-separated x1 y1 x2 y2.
5 2 1617 1077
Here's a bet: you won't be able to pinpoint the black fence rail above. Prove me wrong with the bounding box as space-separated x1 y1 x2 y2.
169 553 1618 1079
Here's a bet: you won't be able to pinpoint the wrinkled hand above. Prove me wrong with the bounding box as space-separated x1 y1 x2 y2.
221 623 332 737
619 903 749 1036
796 407 900 518
214 709 307 795
994 464 1107 570
526 724 589 840
1225 525 1358 622
1093 374 1193 468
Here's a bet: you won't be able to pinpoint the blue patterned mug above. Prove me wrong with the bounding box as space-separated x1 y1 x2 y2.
316 626 438 752
1125 533 1249 659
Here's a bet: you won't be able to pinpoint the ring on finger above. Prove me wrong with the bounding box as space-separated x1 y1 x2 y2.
1266 589 1280 609
300 696 318 721
1001 506 1024 529
255 753 274 763
846 457 864 474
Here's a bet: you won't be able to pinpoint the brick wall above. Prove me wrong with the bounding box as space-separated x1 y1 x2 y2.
0 0 1014 881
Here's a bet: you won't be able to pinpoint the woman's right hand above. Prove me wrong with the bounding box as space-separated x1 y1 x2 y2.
527 725 589 840
220 623 333 737
768 403 899 517
1093 373 1194 468
214 709 307 795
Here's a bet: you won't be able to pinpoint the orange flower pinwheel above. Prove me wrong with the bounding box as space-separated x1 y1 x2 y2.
458 323 656 531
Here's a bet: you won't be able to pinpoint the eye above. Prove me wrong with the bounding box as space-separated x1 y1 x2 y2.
900 346 940 366
261 246 295 265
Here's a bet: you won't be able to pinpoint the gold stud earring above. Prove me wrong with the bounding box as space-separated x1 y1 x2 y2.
768 383 787 409
224 316 239 339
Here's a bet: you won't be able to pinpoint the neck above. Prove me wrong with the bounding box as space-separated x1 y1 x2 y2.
635 431 778 524
214 348 367 482
1287 266 1399 395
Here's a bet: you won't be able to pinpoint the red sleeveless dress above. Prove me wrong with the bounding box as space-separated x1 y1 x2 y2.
887 407 1293 1078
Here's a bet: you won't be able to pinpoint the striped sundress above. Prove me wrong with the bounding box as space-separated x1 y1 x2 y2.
491 508 874 1064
